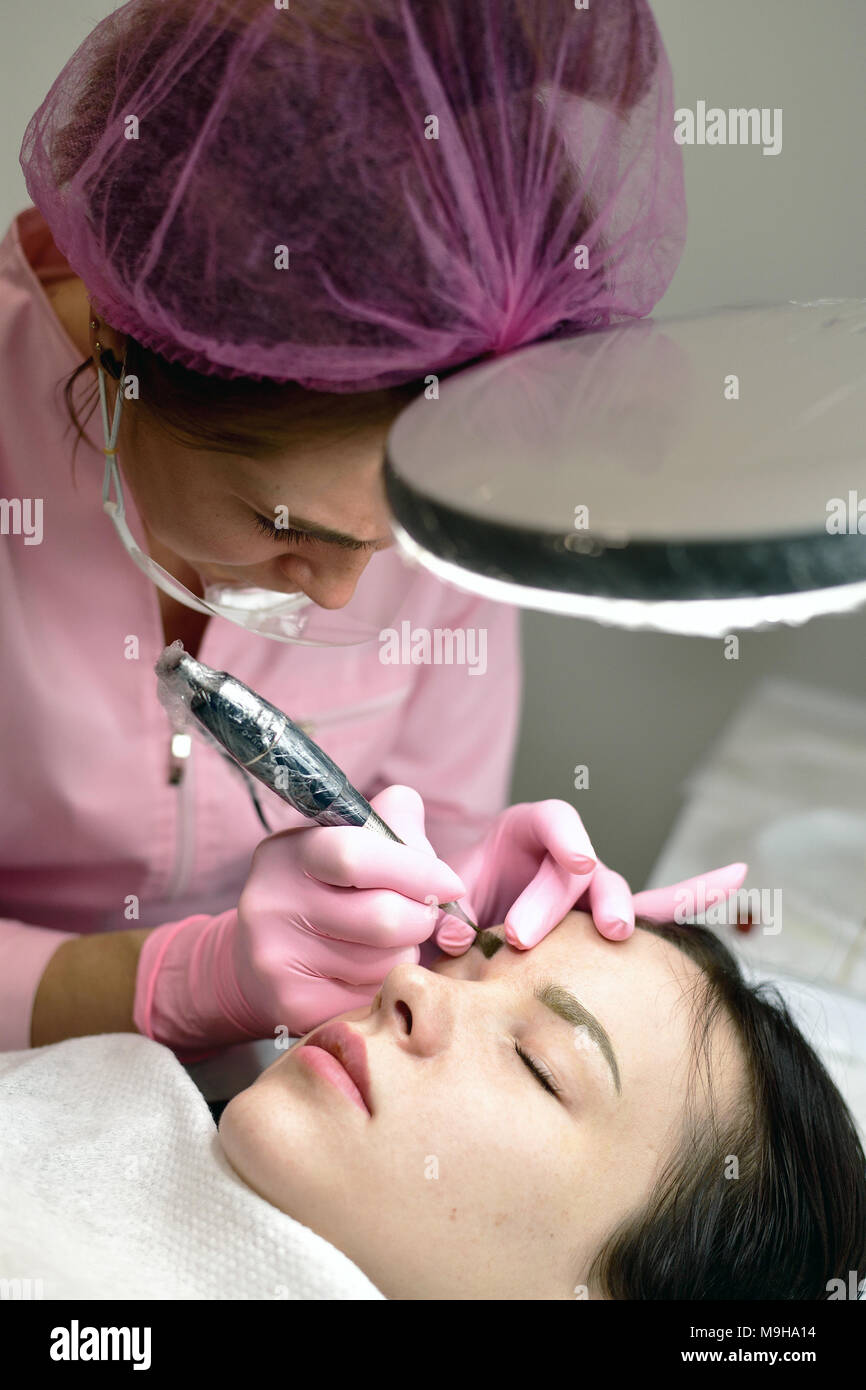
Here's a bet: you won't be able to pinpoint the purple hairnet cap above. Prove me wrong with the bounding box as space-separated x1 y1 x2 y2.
19 0 686 391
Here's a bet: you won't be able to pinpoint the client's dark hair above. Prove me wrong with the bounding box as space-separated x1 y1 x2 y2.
587 917 866 1300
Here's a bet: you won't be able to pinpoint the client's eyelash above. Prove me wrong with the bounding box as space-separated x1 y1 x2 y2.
514 1041 561 1098
254 514 315 546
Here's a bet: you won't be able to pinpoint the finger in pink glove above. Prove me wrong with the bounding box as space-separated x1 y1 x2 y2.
435 800 598 954
433 795 749 955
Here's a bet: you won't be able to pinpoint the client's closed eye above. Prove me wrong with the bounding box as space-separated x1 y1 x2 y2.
514 1041 562 1098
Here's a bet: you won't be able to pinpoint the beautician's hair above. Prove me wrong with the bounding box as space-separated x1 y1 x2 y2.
53 6 607 474
587 918 866 1300
55 4 601 472
62 337 424 471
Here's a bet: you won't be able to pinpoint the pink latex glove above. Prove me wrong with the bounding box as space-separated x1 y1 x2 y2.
133 784 465 1058
434 799 748 954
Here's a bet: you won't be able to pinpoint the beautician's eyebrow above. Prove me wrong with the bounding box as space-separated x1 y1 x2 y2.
285 514 387 549
472 929 622 1097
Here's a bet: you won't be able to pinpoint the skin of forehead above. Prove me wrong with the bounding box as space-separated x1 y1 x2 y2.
441 909 739 1108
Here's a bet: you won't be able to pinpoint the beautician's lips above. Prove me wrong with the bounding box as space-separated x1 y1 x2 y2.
298 1023 373 1116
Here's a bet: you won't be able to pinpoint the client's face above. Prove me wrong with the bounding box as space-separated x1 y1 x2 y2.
219 909 744 1299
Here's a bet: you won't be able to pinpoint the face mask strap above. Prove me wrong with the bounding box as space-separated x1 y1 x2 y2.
99 355 128 525
95 358 376 645
97 357 218 618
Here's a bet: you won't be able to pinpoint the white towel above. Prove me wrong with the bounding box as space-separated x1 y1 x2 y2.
0 1033 385 1300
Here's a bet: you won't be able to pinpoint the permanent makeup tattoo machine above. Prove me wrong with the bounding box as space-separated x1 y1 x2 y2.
155 641 479 933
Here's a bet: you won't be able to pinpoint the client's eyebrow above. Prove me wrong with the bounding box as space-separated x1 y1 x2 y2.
472 929 622 1097
535 981 621 1097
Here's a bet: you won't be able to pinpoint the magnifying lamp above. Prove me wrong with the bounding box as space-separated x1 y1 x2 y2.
384 301 866 637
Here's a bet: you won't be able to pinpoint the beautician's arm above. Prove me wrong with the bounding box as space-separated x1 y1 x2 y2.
31 928 152 1046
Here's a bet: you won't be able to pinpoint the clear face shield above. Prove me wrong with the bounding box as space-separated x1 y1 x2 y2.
97 357 403 646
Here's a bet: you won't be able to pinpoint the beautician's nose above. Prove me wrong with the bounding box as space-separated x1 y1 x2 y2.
276 545 381 609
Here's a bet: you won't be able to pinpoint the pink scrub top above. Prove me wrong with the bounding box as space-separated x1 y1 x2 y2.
0 206 522 1051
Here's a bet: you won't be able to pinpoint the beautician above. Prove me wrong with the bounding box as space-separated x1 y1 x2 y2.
0 0 744 1057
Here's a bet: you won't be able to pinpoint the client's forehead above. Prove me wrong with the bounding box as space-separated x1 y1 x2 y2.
432 910 745 1145
463 909 701 989
451 911 713 1075
429 911 715 1119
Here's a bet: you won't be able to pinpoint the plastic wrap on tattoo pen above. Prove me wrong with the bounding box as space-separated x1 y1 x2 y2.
154 641 381 828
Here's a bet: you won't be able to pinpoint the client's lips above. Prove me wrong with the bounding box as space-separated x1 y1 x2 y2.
304 1023 373 1116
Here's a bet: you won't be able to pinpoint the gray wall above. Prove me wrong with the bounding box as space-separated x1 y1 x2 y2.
512 0 866 888
4 2 865 890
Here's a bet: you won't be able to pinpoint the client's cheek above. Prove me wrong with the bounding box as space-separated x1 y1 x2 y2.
217 1092 259 1181
218 1093 301 1214
416 1093 508 1185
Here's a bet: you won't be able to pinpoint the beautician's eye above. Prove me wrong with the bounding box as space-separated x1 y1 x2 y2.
253 513 316 546
514 1041 561 1098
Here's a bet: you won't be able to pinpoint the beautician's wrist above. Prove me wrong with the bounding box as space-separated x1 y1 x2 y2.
31 926 152 1047
133 909 265 1060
